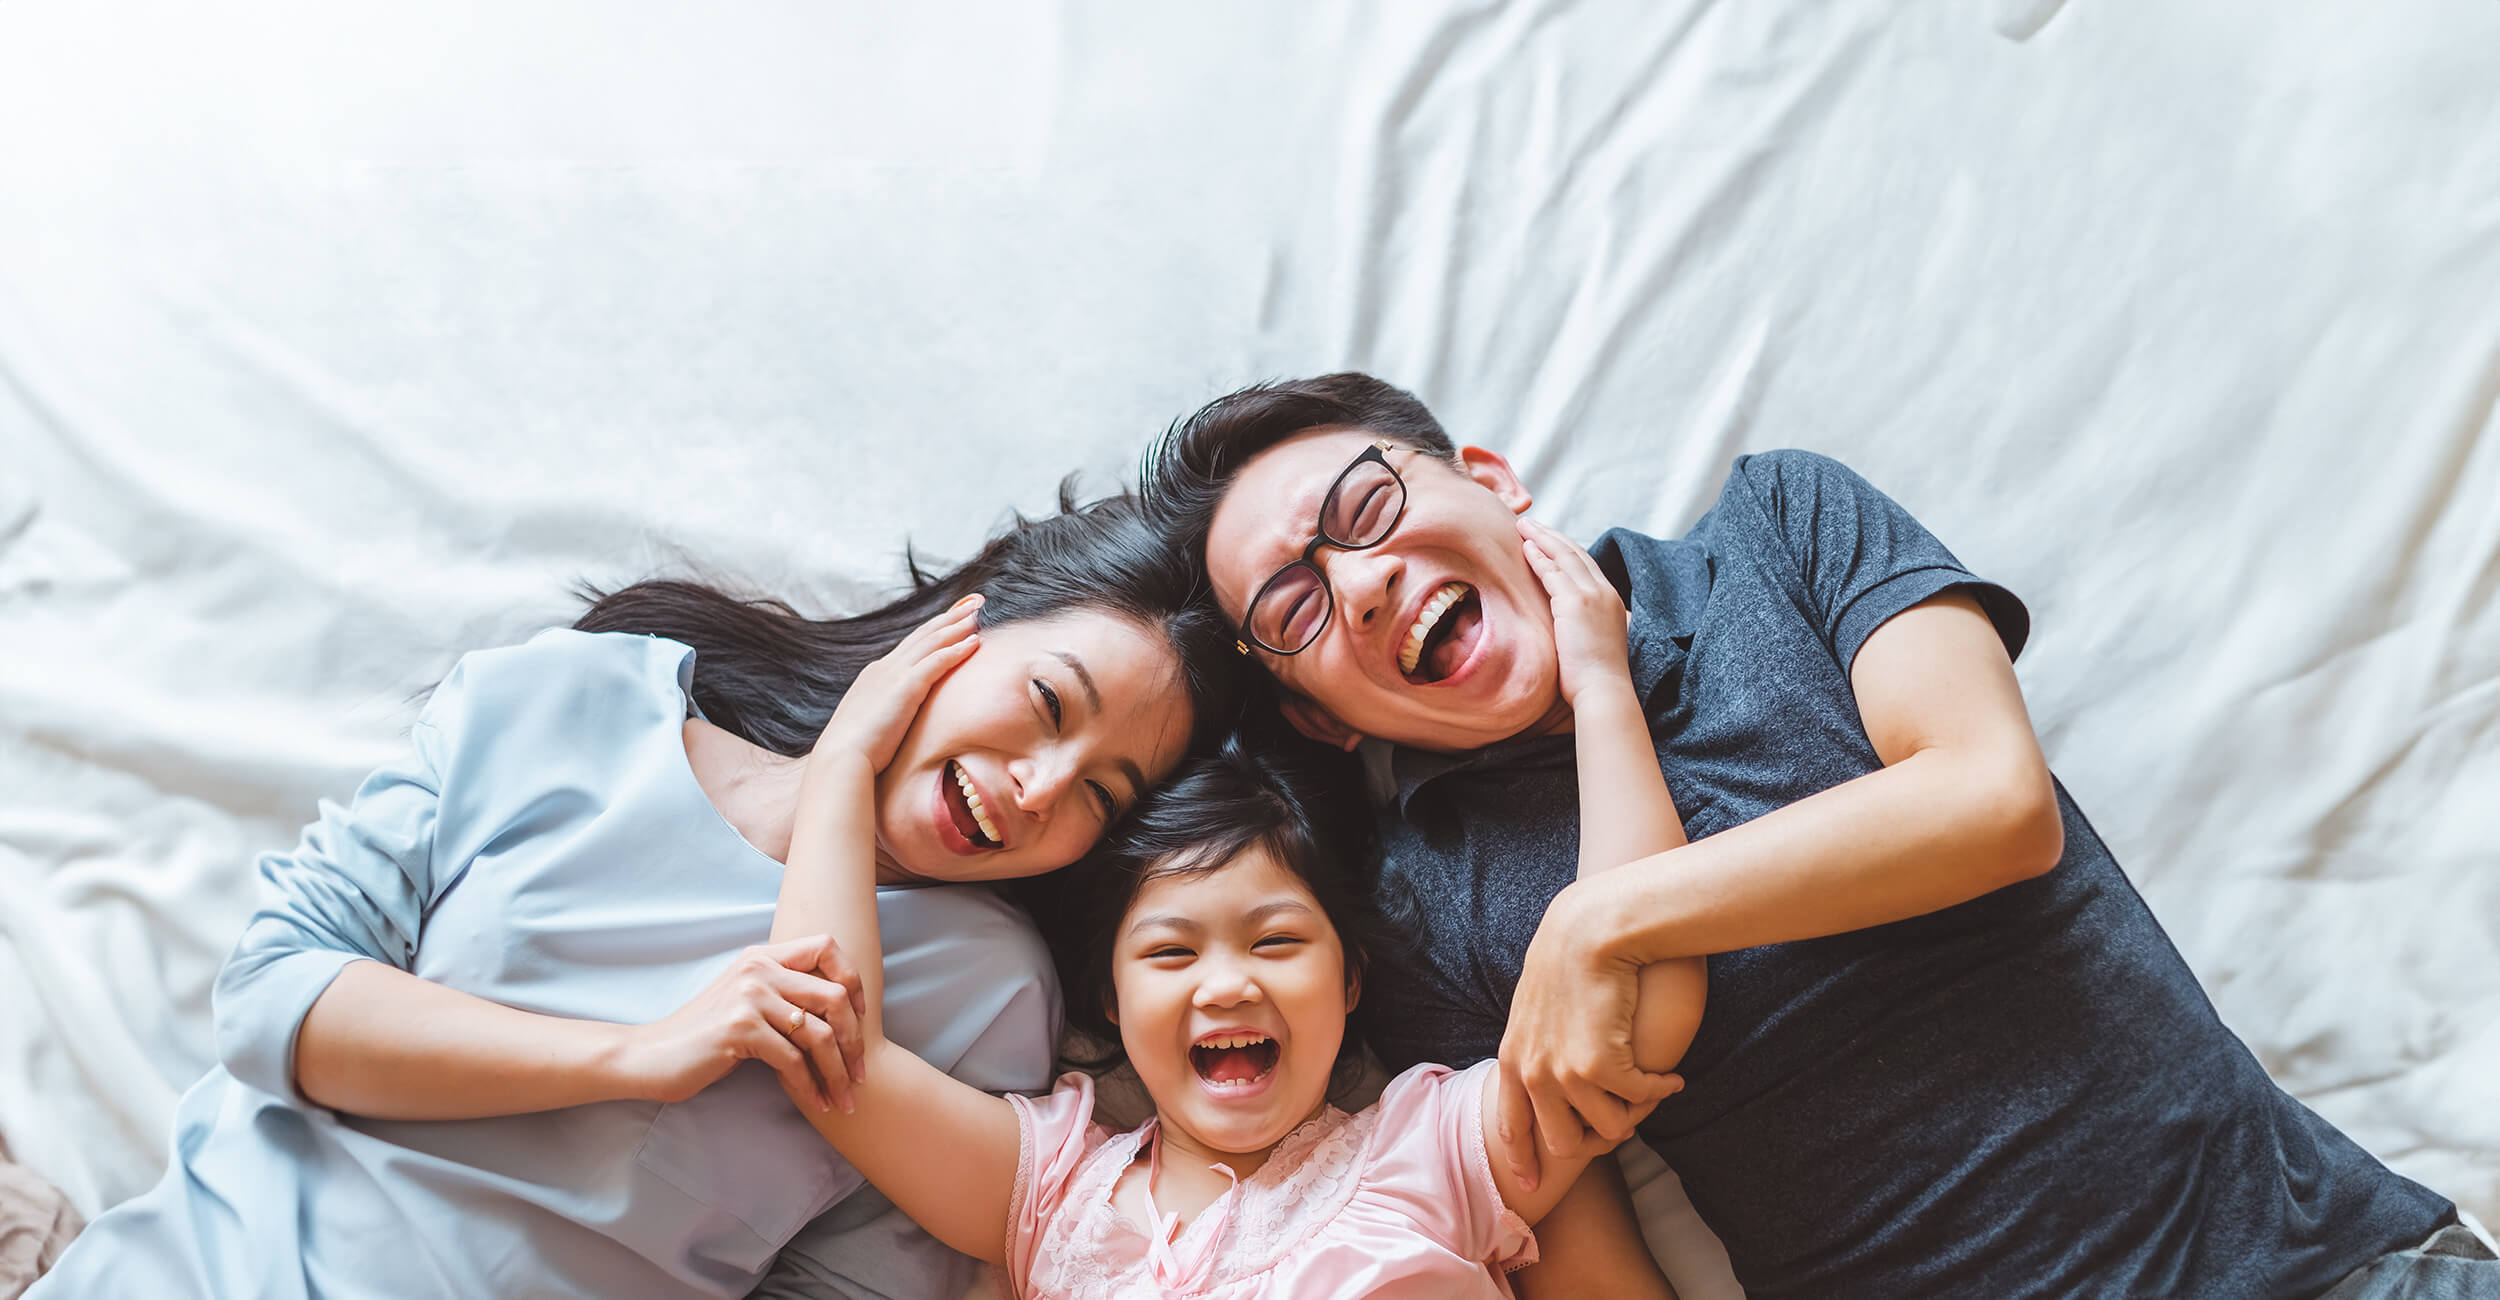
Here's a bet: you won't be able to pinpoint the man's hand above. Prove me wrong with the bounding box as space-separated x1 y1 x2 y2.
1492 879 1684 1190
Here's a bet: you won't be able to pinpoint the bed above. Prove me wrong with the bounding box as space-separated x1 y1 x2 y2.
2 2 2493 1295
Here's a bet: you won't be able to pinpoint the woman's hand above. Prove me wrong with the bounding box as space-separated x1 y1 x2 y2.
1519 518 1634 709
812 595 983 773
1490 880 1684 1191
617 934 871 1113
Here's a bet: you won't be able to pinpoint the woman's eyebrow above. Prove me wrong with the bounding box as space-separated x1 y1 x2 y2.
1053 650 1147 794
1049 651 1101 711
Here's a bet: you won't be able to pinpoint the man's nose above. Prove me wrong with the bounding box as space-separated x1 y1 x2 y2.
1328 545 1403 631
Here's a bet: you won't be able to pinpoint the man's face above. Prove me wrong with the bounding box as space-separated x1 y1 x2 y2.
1205 425 1565 753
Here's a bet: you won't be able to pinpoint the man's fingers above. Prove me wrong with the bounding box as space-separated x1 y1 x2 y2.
1493 1064 1544 1192
1635 1070 1686 1105
1526 1084 1586 1163
1563 1079 1641 1143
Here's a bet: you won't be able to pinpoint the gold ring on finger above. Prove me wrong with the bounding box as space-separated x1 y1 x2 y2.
788 1008 806 1034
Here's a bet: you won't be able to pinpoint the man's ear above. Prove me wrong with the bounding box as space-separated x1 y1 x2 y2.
1457 445 1533 514
1278 689 1364 753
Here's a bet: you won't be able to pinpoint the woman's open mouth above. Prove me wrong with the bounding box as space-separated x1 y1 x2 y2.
939 760 1003 850
1399 582 1484 684
1189 1031 1280 1096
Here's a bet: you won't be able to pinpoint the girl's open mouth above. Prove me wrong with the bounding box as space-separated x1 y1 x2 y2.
1189 1032 1279 1094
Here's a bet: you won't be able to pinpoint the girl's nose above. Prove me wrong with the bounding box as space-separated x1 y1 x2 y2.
1193 961 1263 1010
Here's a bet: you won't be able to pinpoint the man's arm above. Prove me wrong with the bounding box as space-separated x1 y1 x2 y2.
1496 589 2062 1176
1583 588 2061 958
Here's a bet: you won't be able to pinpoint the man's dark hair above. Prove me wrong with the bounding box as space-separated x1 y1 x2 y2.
1138 372 1458 572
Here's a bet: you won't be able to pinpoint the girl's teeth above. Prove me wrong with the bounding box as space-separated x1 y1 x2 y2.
952 763 1002 845
1399 583 1469 674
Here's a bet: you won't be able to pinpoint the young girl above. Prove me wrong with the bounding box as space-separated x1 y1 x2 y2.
773 522 1702 1298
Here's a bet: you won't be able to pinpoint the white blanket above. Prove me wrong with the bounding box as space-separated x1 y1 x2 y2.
3 3 2493 1295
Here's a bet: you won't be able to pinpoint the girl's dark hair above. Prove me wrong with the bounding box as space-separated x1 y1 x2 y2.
574 486 1245 759
1138 372 1458 570
1030 720 1392 1094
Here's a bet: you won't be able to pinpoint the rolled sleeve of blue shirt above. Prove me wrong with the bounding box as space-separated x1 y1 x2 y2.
1731 449 2029 670
213 716 447 1105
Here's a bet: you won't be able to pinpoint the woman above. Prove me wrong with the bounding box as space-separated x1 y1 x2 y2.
28 492 1243 1299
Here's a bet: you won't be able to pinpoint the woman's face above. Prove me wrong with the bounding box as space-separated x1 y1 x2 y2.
1109 847 1356 1156
872 611 1192 883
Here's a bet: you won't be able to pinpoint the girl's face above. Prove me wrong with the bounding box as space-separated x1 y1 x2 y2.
873 611 1192 883
1109 847 1358 1156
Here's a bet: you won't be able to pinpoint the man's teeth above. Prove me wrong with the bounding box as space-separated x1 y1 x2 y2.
1199 1033 1271 1049
951 762 1001 846
1398 582 1471 675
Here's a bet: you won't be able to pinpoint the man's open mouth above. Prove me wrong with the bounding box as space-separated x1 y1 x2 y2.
1399 581 1482 683
942 760 1002 849
1190 1032 1280 1091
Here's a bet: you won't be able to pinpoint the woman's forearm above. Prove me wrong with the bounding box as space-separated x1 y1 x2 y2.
294 960 637 1119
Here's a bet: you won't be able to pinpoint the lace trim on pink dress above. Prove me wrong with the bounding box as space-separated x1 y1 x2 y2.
1022 1098 1384 1296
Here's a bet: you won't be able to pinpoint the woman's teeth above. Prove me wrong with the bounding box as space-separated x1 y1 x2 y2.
1399 582 1471 675
950 761 1001 846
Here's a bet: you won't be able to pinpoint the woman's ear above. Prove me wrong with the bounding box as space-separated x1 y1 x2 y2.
1279 689 1364 753
1457 445 1533 514
1343 959 1364 1014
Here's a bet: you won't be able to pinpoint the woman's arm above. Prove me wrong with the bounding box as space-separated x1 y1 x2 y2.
294 936 860 1120
768 599 1024 1265
218 655 860 1121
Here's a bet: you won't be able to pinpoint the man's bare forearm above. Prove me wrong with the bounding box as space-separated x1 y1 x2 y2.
1576 740 2062 966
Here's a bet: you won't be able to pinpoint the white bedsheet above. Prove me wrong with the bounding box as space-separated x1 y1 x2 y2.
2 2 2493 1295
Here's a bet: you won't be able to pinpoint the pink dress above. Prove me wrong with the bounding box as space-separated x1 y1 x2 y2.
1002 1060 1537 1299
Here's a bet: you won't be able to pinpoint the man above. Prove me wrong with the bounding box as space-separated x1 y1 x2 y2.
1140 373 2491 1298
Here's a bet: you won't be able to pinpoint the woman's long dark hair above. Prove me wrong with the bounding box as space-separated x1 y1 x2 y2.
1032 722 1394 1096
574 485 1245 759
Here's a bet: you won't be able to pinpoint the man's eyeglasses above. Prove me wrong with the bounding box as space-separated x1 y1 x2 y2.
1236 442 1408 656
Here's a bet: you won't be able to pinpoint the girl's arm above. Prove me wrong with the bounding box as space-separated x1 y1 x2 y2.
1484 520 1702 1231
770 599 1024 1265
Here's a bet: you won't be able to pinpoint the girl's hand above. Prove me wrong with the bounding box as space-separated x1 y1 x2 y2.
618 934 871 1113
813 595 983 772
1519 518 1634 708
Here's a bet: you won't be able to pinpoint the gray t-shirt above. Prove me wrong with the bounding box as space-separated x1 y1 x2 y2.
1366 450 2450 1298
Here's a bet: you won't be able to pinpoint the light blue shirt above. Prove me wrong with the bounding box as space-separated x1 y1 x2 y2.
32 630 1059 1299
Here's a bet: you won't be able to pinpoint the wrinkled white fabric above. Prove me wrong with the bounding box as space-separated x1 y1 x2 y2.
2 4 2494 1299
